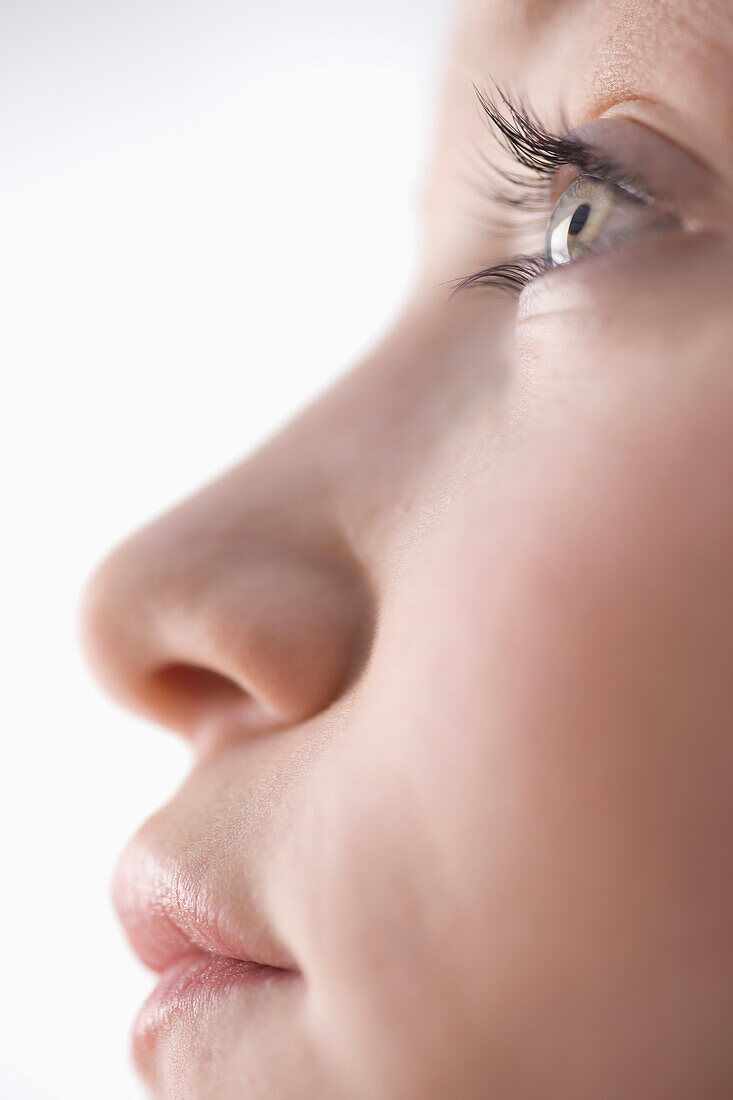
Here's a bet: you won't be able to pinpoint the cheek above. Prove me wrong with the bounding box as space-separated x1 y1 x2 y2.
409 425 733 1086
283 622 509 1097
298 411 733 1094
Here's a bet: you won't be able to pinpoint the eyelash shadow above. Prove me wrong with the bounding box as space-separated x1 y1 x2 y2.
454 86 626 296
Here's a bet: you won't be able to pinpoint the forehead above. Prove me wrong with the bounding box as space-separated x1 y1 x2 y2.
460 0 733 173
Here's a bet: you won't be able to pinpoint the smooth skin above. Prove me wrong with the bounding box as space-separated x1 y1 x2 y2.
82 1 733 1096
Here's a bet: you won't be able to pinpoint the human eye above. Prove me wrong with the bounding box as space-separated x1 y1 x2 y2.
543 175 676 268
455 89 680 295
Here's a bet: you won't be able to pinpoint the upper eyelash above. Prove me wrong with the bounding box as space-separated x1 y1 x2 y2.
454 87 638 296
476 87 625 200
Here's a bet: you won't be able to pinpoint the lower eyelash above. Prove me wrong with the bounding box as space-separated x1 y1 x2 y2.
453 254 547 296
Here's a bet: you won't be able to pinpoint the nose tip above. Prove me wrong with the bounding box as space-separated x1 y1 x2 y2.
80 521 372 738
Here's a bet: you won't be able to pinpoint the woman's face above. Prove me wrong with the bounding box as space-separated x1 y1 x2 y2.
83 1 733 1096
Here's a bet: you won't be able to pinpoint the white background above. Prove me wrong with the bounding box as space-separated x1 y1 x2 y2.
0 2 450 1096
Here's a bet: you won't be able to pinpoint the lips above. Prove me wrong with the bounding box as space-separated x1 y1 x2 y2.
113 826 299 1063
113 831 295 976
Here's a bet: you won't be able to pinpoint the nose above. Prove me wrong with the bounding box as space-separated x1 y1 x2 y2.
81 440 373 738
81 294 496 739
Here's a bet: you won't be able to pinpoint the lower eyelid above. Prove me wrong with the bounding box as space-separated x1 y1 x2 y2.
516 228 718 321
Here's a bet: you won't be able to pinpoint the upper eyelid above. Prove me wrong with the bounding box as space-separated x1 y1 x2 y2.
474 85 653 210
596 97 725 189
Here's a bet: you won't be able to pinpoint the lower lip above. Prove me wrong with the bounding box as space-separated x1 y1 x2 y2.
133 952 292 1060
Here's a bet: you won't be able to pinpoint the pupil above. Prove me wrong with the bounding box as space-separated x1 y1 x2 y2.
568 202 591 237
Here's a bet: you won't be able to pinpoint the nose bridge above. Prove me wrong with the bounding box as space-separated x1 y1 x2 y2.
271 296 486 525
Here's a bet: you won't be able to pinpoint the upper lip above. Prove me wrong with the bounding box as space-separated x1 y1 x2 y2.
113 828 295 975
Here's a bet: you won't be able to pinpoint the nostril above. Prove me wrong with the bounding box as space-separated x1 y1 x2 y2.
81 537 373 738
154 663 245 705
145 663 256 735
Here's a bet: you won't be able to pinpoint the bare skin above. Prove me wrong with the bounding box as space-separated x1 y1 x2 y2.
82 1 733 1096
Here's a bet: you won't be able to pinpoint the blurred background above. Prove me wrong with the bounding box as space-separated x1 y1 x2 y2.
0 2 449 1095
